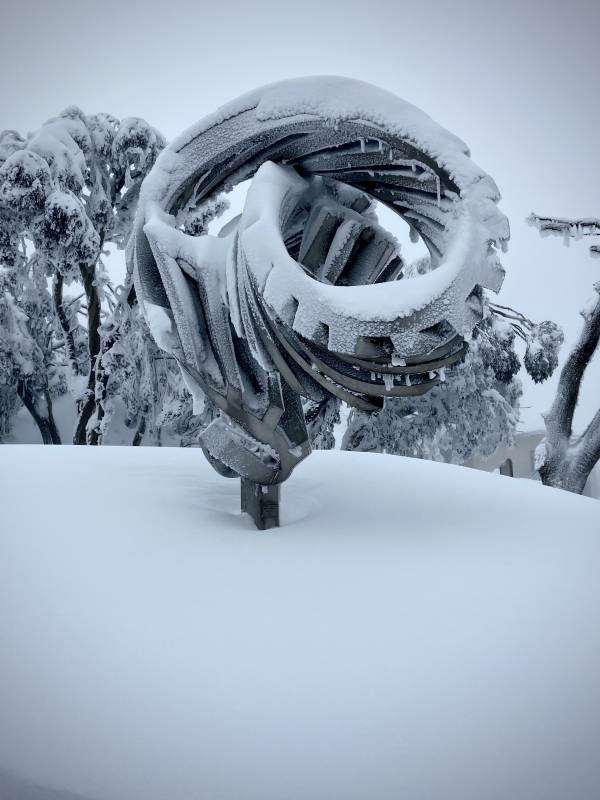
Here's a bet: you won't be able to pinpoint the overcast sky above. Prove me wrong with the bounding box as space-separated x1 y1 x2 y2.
2 0 599 429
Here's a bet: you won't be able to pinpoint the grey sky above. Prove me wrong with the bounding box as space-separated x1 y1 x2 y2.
1 0 599 427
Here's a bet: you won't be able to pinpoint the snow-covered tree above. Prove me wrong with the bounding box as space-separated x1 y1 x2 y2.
528 212 600 493
0 231 64 443
485 302 564 384
0 111 165 444
97 299 204 447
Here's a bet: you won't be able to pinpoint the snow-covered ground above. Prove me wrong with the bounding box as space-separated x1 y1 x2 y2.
1 445 599 800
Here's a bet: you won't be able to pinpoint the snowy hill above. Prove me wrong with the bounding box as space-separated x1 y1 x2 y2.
1 446 599 800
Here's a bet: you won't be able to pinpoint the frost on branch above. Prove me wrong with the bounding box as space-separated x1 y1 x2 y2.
527 212 600 258
180 196 230 237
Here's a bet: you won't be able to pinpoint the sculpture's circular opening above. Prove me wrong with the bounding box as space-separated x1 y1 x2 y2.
169 121 458 283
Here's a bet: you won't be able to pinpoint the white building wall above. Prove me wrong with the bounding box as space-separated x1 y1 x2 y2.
466 430 600 499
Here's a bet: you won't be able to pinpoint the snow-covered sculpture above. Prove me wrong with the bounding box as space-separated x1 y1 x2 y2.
130 77 509 528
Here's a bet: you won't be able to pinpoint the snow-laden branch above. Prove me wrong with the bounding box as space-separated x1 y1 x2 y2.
488 301 563 383
527 213 600 258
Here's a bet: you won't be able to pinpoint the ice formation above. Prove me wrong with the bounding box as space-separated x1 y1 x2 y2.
130 76 509 508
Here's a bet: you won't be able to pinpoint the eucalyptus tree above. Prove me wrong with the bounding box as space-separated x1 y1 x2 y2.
0 110 165 444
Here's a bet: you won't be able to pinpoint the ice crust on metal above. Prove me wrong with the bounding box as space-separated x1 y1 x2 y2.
130 77 508 527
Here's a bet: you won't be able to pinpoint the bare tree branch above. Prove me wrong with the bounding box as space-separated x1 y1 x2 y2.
488 302 535 329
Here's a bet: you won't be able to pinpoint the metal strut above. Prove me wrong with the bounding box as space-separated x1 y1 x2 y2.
241 479 280 530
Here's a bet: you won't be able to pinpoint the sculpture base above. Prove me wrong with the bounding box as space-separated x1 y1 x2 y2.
241 479 280 530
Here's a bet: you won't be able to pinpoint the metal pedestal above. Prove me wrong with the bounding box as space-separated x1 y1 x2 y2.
241 479 280 530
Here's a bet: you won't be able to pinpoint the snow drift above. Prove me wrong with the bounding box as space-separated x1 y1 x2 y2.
1 446 599 800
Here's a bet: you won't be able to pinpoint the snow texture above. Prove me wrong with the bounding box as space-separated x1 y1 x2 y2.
146 76 496 201
1 445 599 800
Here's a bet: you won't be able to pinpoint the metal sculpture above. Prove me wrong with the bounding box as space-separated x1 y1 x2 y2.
130 77 508 529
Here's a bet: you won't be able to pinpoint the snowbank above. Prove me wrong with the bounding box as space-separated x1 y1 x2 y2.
1 446 599 800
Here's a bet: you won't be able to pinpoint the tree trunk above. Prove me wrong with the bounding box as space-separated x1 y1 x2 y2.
73 263 102 445
17 381 61 445
539 286 600 493
52 272 81 376
132 414 146 446
44 389 61 445
539 453 590 494
89 283 138 445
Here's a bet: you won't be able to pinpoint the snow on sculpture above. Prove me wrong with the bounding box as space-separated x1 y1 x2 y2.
130 76 509 528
